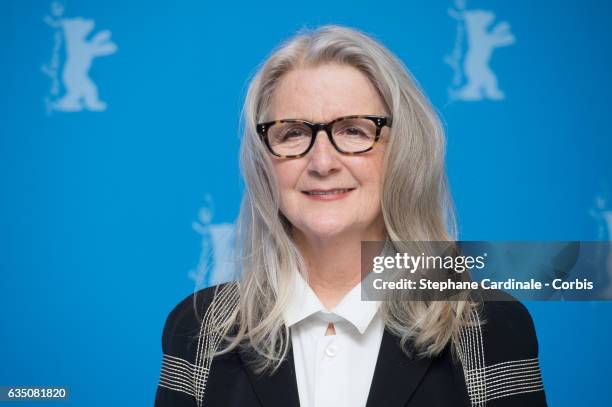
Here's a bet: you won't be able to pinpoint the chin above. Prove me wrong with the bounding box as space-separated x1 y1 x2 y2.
296 217 359 238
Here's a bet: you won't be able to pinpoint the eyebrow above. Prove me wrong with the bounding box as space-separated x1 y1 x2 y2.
271 114 372 123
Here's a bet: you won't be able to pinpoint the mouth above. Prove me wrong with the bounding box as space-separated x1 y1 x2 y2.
301 188 356 200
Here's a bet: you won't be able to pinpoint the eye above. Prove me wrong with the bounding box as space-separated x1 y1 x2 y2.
281 128 309 141
338 126 370 138
268 122 312 145
346 127 366 136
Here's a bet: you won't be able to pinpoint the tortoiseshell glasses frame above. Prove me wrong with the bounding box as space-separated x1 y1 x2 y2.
256 115 393 158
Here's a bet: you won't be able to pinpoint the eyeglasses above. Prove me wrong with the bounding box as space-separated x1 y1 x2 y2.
256 115 393 158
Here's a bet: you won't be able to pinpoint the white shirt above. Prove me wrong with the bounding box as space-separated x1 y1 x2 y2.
284 271 385 407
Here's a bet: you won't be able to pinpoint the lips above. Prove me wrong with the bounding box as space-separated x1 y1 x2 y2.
301 188 355 196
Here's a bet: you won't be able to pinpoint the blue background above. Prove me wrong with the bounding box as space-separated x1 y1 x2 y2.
1 0 611 405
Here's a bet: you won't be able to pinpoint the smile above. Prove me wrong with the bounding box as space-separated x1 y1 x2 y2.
301 188 356 201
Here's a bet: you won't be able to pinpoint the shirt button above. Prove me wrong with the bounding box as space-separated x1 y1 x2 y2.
325 344 337 357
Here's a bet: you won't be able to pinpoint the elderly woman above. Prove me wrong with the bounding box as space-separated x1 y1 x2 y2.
154 25 547 407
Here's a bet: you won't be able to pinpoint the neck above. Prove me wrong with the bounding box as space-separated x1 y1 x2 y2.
293 223 385 309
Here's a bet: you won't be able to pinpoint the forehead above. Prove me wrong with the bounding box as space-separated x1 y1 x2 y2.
268 63 387 122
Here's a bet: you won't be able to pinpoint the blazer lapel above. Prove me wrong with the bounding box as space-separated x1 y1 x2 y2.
237 340 301 407
366 328 433 407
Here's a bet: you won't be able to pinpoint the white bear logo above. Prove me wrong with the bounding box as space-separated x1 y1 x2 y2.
42 3 117 113
189 195 238 288
445 0 515 101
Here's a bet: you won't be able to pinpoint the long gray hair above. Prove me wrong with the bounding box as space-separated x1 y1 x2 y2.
208 24 475 374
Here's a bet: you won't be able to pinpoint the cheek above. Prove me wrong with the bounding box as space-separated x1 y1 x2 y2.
272 160 303 205
353 155 384 191
354 155 385 213
273 160 296 185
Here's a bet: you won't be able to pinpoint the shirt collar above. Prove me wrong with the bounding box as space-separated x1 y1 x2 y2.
284 270 381 335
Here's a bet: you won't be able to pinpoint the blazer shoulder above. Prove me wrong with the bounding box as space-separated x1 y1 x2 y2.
479 296 539 361
457 295 547 406
155 282 240 405
160 282 235 359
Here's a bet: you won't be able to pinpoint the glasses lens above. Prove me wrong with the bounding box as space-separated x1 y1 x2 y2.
332 118 377 153
267 122 311 156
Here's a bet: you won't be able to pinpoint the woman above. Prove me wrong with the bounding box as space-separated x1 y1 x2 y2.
154 25 547 406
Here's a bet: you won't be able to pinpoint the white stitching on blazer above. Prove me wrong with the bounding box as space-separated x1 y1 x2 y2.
157 283 240 405
194 283 240 407
455 308 544 405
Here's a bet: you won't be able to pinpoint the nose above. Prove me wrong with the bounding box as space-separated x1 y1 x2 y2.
306 129 341 177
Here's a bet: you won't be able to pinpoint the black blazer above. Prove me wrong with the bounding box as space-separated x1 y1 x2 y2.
154 283 547 406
